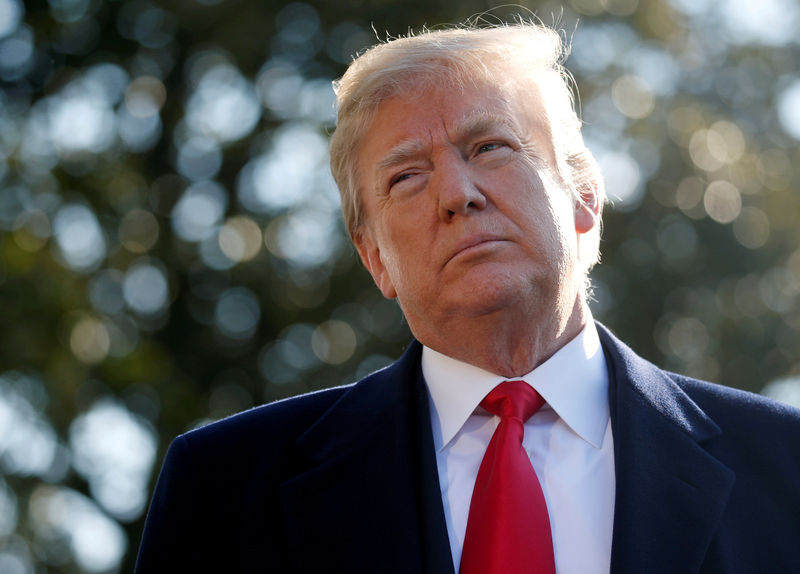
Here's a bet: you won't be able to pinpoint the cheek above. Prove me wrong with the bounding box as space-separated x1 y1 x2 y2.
379 230 433 298
517 199 576 265
378 247 401 279
377 237 414 287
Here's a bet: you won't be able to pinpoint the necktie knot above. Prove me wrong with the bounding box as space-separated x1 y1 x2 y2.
480 380 546 422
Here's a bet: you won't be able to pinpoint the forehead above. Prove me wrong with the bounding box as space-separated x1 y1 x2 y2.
371 77 548 145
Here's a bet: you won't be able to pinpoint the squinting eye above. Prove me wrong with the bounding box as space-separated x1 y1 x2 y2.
390 173 412 187
477 142 502 154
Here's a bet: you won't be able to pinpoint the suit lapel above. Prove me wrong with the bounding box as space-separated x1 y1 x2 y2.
598 324 735 574
409 352 457 574
279 342 453 574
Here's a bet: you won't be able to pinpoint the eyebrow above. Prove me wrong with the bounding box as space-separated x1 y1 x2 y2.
451 111 524 143
376 139 428 172
457 110 550 166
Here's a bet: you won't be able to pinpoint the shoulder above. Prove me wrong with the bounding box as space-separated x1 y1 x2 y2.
167 339 421 468
151 384 359 501
598 321 800 458
179 340 423 453
598 321 800 430
176 384 352 457
665 372 800 481
670 372 800 435
151 342 422 497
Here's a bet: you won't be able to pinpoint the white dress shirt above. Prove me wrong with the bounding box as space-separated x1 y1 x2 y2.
422 321 615 574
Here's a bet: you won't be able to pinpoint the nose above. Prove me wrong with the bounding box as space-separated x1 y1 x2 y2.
434 156 487 221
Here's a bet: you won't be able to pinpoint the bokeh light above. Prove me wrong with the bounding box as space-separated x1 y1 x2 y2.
69 399 157 521
311 319 358 365
776 79 800 140
122 259 170 317
0 477 19 536
70 315 111 364
52 204 107 272
171 180 228 242
237 122 332 213
218 215 262 263
703 180 742 224
0 25 34 81
119 208 160 253
185 61 261 143
259 323 320 385
263 208 342 268
0 0 24 39
0 537 33 574
48 82 117 156
214 287 261 341
611 75 654 120
762 376 800 408
29 485 127 572
0 373 60 479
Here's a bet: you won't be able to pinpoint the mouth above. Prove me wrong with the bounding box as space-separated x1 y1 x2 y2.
446 235 508 265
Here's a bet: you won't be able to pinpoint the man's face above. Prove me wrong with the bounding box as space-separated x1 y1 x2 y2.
353 77 598 341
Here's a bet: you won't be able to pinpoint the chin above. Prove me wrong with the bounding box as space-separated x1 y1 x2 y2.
445 279 544 318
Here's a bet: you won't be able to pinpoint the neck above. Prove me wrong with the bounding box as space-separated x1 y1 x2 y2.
412 297 590 378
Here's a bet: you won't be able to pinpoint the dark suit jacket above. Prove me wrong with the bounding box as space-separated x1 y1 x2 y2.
136 323 800 573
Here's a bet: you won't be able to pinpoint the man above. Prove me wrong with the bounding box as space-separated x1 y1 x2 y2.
136 22 800 573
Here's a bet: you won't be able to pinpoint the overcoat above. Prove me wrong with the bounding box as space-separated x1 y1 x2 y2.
136 323 800 573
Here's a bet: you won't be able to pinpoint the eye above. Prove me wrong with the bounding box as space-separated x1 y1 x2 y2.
389 172 413 187
476 142 504 155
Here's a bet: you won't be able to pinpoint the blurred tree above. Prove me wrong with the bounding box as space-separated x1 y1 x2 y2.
1 0 799 571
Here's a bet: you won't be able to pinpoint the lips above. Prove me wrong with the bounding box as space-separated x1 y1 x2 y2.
446 234 507 264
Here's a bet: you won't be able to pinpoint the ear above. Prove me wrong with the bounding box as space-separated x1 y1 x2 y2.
353 228 398 299
574 179 601 235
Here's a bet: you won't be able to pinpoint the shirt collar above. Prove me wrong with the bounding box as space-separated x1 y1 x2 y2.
422 320 610 452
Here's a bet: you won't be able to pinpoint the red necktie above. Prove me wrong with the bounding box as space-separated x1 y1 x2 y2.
459 380 555 574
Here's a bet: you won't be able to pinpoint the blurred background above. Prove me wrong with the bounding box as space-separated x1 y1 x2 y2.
1 0 799 571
